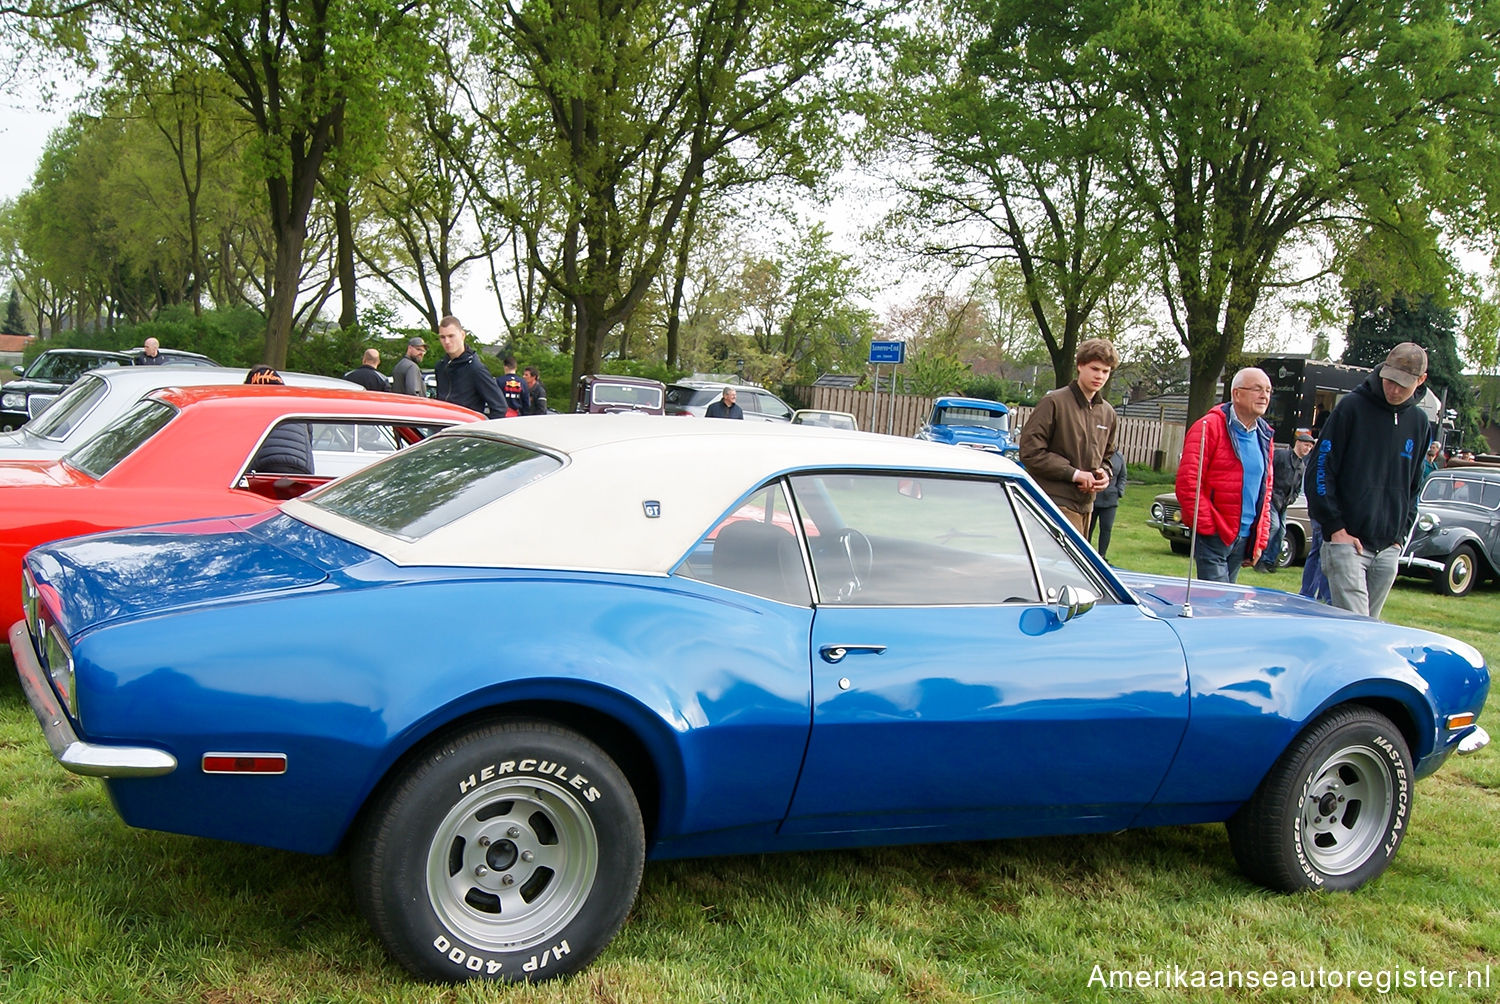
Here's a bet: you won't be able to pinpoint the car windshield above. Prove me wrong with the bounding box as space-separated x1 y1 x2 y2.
28 353 123 383
934 405 1009 432
593 383 662 409
63 398 177 479
796 412 856 430
24 374 110 439
307 434 561 539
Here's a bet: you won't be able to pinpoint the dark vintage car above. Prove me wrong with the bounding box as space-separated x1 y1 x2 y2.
1148 490 1311 568
3 348 134 429
1399 465 1500 596
574 373 666 414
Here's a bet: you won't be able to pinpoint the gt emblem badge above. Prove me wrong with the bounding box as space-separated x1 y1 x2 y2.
643 501 661 518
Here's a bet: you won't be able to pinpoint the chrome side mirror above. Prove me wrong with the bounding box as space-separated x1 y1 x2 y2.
1055 585 1098 622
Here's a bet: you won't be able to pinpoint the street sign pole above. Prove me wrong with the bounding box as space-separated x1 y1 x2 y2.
867 341 907 437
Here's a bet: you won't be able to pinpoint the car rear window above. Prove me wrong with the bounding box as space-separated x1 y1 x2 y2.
26 374 109 439
63 399 178 479
665 386 716 407
306 434 561 539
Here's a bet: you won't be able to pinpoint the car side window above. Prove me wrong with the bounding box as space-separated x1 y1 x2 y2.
756 391 792 420
677 482 811 605
1011 490 1112 603
786 473 1040 605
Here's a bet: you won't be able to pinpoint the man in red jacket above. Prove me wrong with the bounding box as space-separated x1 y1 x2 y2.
1176 367 1275 582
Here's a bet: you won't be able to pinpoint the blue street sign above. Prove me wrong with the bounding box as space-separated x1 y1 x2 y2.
869 340 906 364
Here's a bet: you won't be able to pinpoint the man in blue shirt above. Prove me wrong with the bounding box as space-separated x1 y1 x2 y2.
1175 367 1275 582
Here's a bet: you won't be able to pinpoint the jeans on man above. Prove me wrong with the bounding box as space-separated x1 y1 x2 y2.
1300 519 1331 602
1194 532 1249 583
1322 540 1401 619
1257 507 1285 571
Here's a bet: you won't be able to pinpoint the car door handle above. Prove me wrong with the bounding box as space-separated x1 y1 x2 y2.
820 644 887 664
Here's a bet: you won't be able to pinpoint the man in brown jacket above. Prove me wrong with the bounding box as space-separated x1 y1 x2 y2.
1018 338 1120 534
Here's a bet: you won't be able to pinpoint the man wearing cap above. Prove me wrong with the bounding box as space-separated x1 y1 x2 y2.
1305 342 1431 618
392 337 427 396
1253 429 1316 573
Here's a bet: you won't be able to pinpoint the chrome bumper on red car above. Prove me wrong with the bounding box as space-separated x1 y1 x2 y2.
9 620 177 778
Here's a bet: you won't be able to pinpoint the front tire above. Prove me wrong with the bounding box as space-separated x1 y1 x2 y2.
1436 544 1478 597
353 721 644 982
1170 540 1190 555
1226 707 1411 892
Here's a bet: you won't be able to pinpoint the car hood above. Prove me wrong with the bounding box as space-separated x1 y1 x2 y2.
924 425 1014 448
28 513 341 635
1116 570 1366 621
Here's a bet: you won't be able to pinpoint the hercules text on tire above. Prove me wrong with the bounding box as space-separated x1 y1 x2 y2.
352 721 645 982
1226 706 1411 892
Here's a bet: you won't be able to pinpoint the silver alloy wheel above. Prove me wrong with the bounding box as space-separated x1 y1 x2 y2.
426 775 598 951
1299 743 1393 875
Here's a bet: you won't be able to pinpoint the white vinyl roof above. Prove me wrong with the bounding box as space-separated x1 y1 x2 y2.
285 414 1023 573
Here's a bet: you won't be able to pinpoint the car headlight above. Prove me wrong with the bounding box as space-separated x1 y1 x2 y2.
1416 511 1440 532
1 390 26 410
44 624 77 718
1150 502 1164 521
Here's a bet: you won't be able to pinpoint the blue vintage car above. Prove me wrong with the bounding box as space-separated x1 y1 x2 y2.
914 395 1019 459
11 417 1490 983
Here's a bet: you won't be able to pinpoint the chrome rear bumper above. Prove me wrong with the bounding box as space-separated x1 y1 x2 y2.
9 620 177 778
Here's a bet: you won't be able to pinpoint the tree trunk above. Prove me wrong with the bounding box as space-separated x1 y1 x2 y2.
335 194 358 329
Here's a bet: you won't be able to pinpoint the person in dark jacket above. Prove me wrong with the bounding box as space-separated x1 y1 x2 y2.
1305 342 1431 619
433 316 509 417
344 349 390 392
1253 429 1315 573
498 356 530 416
523 366 549 414
1018 338 1119 534
242 367 314 475
137 337 166 365
1088 448 1126 559
705 387 744 419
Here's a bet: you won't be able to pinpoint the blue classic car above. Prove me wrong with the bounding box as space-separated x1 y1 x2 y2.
914 396 1019 459
11 417 1490 983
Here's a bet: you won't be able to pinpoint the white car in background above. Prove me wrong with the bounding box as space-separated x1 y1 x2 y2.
0 366 356 462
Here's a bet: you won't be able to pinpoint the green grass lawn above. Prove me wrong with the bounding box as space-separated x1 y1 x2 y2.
2 488 1497 1002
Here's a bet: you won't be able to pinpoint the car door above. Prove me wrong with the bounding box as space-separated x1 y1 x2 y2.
780 472 1190 838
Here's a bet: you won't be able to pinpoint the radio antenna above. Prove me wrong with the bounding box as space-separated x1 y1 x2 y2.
1181 410 1208 618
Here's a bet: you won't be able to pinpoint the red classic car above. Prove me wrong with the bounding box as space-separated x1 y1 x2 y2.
0 385 480 628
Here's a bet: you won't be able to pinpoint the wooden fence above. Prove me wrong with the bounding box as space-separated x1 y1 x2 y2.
793 386 1187 472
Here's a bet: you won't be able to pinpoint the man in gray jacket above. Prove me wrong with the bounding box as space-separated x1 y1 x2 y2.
391 337 427 395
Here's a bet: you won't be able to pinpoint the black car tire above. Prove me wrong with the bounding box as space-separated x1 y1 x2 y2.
1226 706 1411 892
1277 525 1304 568
353 721 644 983
1435 544 1479 597
1170 540 1190 555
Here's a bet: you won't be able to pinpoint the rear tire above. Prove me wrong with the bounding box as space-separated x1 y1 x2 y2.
353 721 644 982
1436 544 1478 597
1226 707 1411 892
1279 525 1304 568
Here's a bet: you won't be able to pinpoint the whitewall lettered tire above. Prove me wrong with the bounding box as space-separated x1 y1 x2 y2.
353 721 644 982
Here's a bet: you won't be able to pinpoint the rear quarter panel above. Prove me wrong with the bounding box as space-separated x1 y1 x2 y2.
70 570 814 855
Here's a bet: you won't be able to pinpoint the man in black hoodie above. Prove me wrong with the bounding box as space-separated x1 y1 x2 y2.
1305 342 1431 619
434 316 509 418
